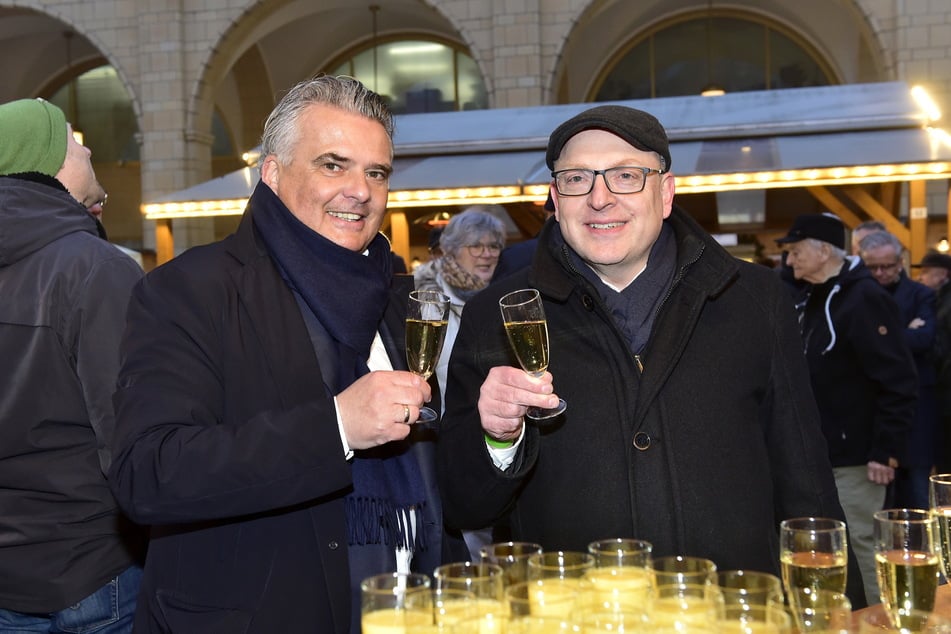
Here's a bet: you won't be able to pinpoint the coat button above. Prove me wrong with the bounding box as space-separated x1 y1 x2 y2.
633 432 651 450
582 294 595 310
329 541 339 550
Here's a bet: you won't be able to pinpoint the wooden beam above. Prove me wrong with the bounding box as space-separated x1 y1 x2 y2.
155 219 174 265
909 180 928 264
841 186 910 245
390 210 410 264
804 186 863 228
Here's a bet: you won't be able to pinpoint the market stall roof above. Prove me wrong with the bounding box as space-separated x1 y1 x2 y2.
144 81 951 218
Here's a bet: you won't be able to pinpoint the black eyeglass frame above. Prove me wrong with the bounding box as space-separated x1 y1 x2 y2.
550 166 665 196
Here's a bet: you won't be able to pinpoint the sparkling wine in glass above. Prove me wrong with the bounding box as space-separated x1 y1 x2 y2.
498 288 567 420
873 508 941 631
928 474 951 581
779 517 848 601
406 290 450 423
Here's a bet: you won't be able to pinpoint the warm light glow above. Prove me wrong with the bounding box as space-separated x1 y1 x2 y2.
143 161 951 219
143 199 248 219
912 85 942 123
672 162 951 194
938 238 950 253
701 87 725 97
388 43 444 55
72 129 84 145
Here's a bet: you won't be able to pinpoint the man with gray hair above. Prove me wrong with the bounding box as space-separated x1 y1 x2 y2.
108 76 464 633
858 230 936 510
779 213 917 603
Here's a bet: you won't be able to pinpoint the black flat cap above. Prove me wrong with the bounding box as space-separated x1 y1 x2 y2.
775 213 846 250
545 105 671 172
912 251 951 270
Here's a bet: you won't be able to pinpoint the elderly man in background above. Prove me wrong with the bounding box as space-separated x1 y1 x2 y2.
0 98 144 631
437 104 867 607
858 231 936 510
779 213 917 604
913 250 951 473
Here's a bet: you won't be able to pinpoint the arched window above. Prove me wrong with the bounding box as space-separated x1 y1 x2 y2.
327 38 488 113
48 65 140 162
593 12 836 101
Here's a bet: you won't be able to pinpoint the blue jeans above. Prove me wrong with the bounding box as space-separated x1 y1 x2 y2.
0 565 142 634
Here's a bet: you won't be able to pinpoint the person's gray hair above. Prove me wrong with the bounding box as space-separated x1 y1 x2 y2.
854 220 887 233
261 75 394 165
858 230 903 256
805 237 846 260
439 207 507 256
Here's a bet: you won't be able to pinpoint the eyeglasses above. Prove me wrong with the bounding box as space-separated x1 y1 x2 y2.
866 262 902 272
551 166 664 196
465 242 502 256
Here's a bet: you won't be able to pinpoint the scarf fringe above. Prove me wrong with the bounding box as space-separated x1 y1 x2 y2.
346 497 428 552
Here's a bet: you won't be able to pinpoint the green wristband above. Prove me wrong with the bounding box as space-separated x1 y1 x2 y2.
484 434 515 449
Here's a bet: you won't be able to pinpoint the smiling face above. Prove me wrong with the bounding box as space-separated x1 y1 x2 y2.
260 103 393 252
452 234 501 284
551 129 674 287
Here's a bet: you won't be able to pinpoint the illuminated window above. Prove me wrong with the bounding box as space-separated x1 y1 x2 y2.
593 13 835 100
49 65 140 162
328 38 488 113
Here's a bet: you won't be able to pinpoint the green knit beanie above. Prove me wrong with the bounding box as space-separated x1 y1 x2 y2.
0 98 68 178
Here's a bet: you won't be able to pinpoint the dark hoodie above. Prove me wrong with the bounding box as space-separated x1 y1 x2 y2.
0 174 145 612
797 255 917 467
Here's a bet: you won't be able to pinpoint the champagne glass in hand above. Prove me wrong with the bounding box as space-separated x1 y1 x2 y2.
405 290 450 423
498 288 567 420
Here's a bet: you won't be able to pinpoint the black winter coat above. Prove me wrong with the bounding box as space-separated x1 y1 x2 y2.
437 208 866 606
797 258 917 467
0 175 144 612
109 206 462 633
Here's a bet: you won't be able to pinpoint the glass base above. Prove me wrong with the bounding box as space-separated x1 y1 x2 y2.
416 406 439 424
526 399 567 421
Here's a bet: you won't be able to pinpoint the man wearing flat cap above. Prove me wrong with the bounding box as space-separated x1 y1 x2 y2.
0 99 144 631
437 105 866 605
914 250 951 473
779 212 916 603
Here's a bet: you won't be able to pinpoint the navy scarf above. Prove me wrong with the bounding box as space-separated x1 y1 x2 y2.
250 181 427 552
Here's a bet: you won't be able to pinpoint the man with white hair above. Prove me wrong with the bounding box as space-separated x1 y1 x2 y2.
779 212 917 604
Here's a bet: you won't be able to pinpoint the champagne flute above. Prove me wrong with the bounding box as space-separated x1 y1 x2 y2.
498 288 567 420
779 517 848 599
405 290 450 423
928 474 951 580
360 572 433 633
873 508 940 631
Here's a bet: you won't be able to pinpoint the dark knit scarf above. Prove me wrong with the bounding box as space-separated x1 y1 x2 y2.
249 180 427 552
559 221 677 354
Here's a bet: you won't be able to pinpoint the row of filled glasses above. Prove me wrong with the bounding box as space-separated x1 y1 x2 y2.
360 536 854 633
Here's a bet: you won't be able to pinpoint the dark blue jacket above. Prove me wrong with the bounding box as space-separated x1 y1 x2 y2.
887 272 937 467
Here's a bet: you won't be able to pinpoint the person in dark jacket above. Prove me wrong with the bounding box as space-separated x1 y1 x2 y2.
436 105 867 608
858 230 936 510
780 213 917 604
914 250 951 473
108 76 465 633
0 99 145 631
